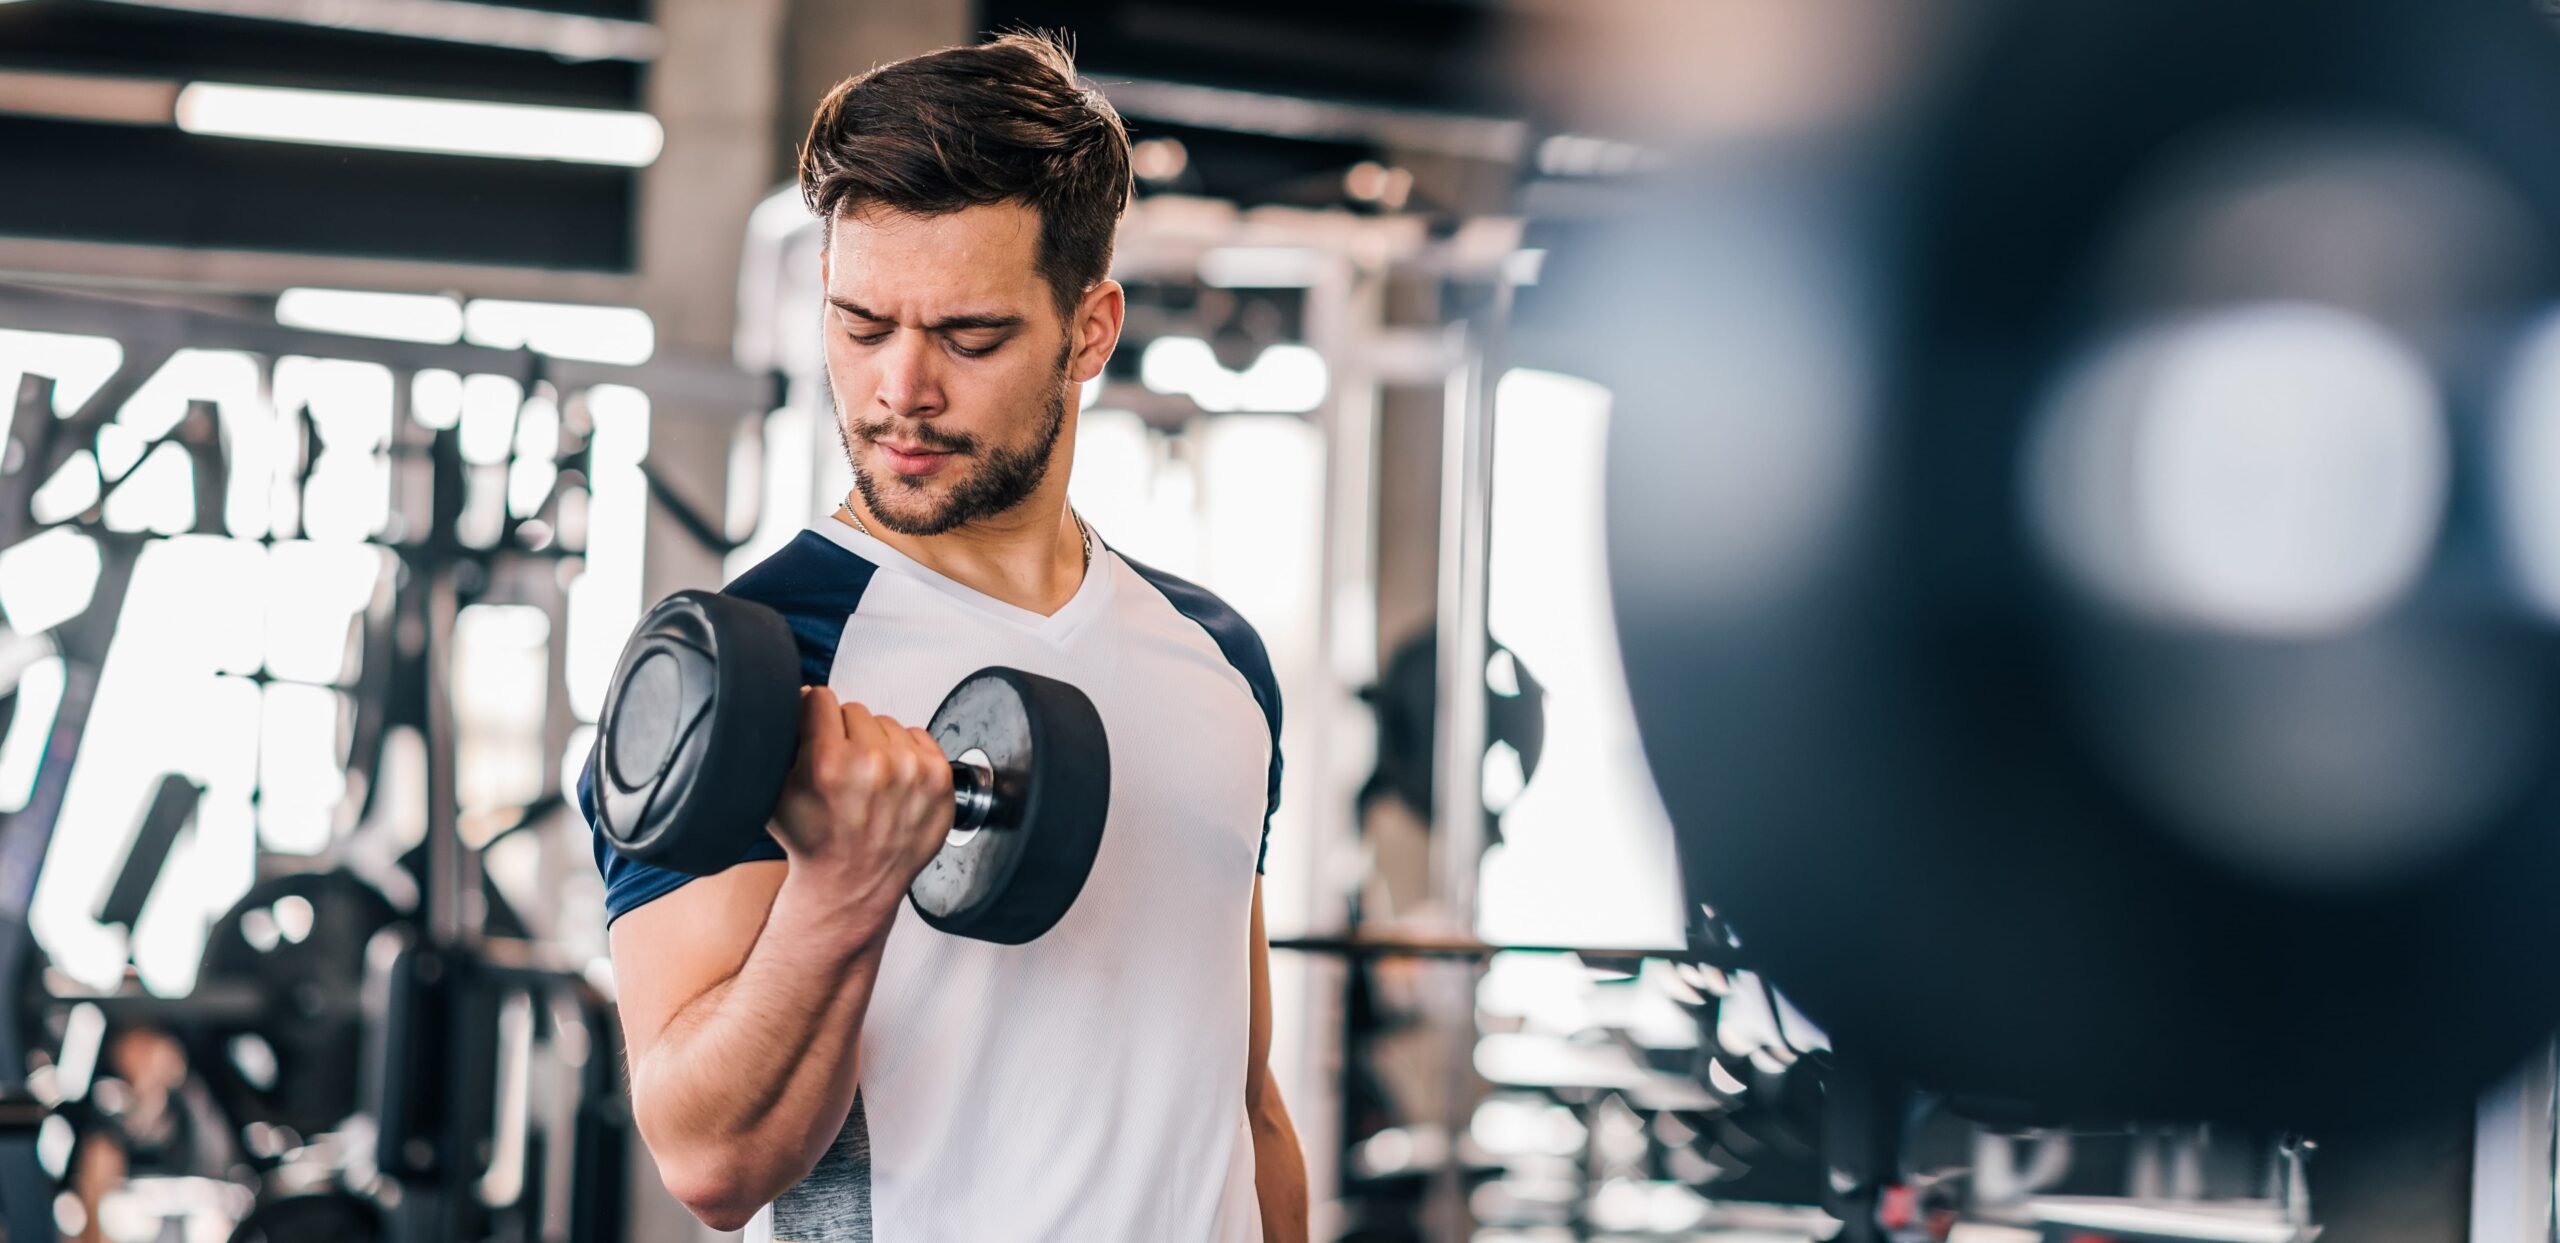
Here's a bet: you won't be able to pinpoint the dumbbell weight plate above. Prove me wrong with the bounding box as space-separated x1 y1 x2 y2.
911 667 1111 944
593 591 803 877
597 592 1114 944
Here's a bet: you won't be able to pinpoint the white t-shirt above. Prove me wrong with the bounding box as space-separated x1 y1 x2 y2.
583 519 1280 1242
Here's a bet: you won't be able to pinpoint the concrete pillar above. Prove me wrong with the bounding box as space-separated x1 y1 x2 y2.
622 3 786 1239
773 2 977 179
632 0 789 614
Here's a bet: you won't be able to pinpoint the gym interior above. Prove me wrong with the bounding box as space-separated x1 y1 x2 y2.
1 0 2555 1240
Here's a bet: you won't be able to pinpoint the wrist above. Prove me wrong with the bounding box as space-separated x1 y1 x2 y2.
773 863 903 954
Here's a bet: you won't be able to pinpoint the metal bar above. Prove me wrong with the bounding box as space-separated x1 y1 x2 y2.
1431 307 1502 938
92 775 202 929
0 538 145 929
0 69 178 127
1271 934 1681 965
0 235 645 305
1102 76 1529 164
1 372 54 544
638 462 742 556
1423 278 1514 1242
0 282 778 413
38 339 180 490
1298 248 1384 1242
56 979 304 1025
89 0 664 62
421 569 474 950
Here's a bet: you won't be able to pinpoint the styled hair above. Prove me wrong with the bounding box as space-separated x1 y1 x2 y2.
797 31 1133 318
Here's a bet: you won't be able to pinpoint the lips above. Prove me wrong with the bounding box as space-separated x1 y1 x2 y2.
876 442 955 475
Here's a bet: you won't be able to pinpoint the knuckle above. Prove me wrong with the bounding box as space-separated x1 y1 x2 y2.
849 749 889 785
810 753 850 792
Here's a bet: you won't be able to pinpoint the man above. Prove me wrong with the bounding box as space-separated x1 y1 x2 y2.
579 32 1308 1243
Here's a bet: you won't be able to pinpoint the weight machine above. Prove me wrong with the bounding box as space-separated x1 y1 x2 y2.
0 282 772 1242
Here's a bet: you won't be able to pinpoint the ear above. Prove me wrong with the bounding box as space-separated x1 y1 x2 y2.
1067 279 1126 385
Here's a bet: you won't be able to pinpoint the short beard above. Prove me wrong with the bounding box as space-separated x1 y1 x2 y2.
834 347 1070 538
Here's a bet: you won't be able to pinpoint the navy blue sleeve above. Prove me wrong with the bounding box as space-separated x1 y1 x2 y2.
582 531 879 925
1117 554 1284 874
581 751 787 926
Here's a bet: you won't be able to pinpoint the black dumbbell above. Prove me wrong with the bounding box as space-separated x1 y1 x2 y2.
590 590 1111 944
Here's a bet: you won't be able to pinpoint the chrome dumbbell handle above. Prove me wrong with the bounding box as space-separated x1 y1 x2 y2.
949 747 999 833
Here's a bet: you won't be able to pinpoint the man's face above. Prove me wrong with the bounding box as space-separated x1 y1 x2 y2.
822 202 1079 536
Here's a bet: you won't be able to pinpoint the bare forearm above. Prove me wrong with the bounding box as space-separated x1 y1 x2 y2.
631 876 889 1215
1250 1068 1308 1243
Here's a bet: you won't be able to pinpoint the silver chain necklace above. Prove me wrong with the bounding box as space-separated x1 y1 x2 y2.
839 500 1093 572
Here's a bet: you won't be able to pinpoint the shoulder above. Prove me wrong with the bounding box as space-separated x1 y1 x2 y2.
1115 550 1280 732
724 528 879 612
721 528 881 686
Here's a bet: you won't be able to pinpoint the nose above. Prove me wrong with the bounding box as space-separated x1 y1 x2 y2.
873 332 944 420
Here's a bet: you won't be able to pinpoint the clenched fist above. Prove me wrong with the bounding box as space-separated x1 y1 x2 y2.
770 686 957 921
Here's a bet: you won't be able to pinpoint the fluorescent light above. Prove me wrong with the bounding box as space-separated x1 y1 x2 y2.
176 82 663 167
464 299 654 365
276 287 464 344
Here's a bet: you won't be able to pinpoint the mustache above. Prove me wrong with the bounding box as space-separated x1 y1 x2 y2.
850 420 976 454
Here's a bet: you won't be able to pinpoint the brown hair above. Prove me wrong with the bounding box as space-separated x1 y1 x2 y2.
797 31 1133 319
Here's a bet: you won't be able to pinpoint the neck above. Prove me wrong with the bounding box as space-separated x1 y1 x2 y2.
835 487 1091 617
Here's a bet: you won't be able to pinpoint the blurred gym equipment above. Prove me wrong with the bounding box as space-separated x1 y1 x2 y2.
0 282 770 1242
1598 0 2560 1133
1357 631 1546 846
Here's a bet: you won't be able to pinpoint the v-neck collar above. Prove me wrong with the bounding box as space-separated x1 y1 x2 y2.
809 517 1114 645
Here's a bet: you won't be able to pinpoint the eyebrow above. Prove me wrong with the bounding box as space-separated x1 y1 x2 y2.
828 298 1025 333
